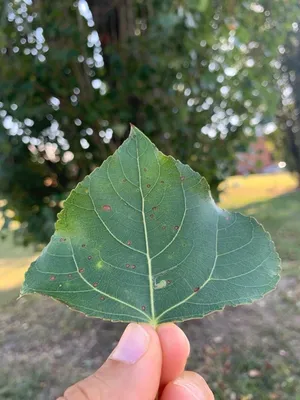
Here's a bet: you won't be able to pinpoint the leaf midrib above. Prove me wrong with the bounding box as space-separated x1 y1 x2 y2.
154 214 220 322
135 139 156 323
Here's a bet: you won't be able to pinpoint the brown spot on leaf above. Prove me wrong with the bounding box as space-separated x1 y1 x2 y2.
79 268 84 273
141 306 146 311
146 184 151 188
100 296 105 300
93 282 98 287
131 265 136 269
127 240 132 246
174 226 179 230
193 287 200 293
102 204 112 212
88 256 92 260
50 275 56 281
180 176 185 181
126 264 130 268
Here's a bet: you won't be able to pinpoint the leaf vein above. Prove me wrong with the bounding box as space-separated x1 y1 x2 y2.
69 240 150 319
88 177 146 256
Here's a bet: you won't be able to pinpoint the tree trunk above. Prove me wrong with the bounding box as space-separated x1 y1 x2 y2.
87 0 148 130
286 126 300 187
297 172 300 189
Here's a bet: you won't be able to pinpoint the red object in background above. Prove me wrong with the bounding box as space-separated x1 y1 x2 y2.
236 136 273 174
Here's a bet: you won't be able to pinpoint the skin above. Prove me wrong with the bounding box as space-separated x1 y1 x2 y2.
57 323 214 400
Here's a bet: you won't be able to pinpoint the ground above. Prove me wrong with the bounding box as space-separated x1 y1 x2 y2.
1 172 300 400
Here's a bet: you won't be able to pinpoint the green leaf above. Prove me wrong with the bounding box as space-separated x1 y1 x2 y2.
21 126 280 326
197 0 209 12
188 0 209 12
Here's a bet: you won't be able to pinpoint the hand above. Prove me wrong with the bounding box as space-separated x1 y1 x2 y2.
58 323 214 400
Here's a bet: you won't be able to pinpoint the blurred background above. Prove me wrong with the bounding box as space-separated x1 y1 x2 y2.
0 0 300 399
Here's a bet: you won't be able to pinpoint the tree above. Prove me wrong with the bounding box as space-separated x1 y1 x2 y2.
0 0 297 244
277 20 300 188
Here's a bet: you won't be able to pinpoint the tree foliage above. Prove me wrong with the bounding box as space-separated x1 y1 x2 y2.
0 0 297 244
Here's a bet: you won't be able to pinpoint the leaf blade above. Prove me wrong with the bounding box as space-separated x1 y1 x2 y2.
21 126 280 325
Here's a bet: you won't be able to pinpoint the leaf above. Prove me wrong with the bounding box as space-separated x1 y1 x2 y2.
188 0 209 12
197 0 209 12
21 126 280 326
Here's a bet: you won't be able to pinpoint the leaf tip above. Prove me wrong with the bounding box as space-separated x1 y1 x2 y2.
129 123 144 138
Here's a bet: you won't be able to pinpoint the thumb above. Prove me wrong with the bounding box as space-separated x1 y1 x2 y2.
58 324 162 400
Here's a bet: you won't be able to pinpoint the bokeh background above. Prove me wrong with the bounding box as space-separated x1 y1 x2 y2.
1 1 300 399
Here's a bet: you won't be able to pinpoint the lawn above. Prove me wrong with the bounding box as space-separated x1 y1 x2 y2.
218 171 297 209
1 172 300 400
0 234 36 306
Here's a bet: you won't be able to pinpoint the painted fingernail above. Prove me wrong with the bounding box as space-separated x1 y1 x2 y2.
109 323 150 364
174 379 206 400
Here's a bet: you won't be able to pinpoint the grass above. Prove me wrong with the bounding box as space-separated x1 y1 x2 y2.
238 191 300 274
218 171 298 209
0 233 36 306
0 171 300 399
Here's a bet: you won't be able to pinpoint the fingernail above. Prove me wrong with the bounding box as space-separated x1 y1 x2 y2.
174 379 206 400
109 323 150 364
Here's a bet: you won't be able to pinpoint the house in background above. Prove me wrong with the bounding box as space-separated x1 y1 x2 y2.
236 136 273 175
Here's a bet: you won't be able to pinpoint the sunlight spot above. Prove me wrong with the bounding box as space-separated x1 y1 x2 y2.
155 280 167 290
